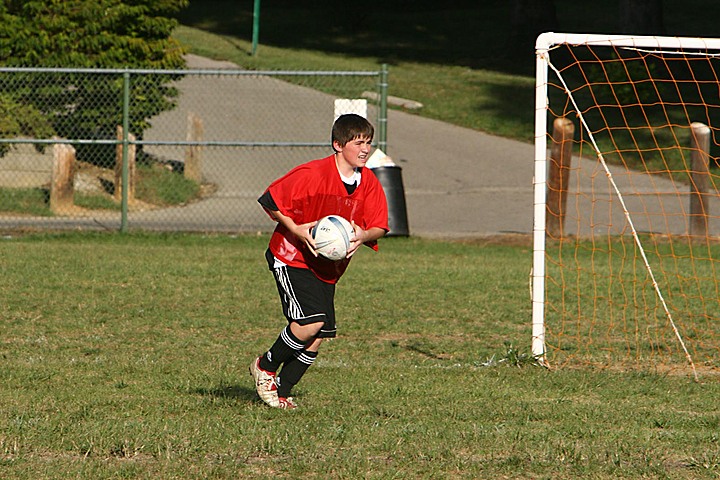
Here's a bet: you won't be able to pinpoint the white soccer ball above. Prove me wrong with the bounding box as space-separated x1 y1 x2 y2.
311 215 355 261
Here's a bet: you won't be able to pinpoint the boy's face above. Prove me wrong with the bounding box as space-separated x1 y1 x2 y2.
334 135 373 169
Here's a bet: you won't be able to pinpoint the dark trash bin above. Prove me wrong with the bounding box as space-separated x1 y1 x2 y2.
372 165 410 237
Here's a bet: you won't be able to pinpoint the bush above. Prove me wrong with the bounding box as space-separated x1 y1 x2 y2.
0 0 189 162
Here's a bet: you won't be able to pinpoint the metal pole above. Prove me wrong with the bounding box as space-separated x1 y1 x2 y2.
378 64 388 153
532 34 552 364
252 0 261 56
120 71 130 233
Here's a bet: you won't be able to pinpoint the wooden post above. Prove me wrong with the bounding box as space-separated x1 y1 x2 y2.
689 122 711 238
546 117 574 238
184 112 203 183
114 125 136 202
50 143 76 213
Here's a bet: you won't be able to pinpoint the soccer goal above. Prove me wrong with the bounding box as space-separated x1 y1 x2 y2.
532 33 720 379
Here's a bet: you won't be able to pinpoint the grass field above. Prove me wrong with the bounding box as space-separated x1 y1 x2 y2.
1 233 719 479
3 3 720 478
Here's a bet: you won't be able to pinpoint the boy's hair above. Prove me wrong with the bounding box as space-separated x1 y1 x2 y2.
332 114 374 151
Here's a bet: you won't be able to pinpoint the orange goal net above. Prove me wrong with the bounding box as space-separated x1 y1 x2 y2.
532 33 720 379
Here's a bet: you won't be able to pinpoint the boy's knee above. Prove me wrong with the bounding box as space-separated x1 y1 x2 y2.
290 319 324 340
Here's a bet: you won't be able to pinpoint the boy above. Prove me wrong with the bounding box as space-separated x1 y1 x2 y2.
250 114 389 409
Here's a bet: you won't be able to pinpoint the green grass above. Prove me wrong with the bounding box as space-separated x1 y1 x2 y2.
0 188 51 216
74 192 119 211
544 237 720 370
134 164 201 207
0 166 200 215
0 233 718 479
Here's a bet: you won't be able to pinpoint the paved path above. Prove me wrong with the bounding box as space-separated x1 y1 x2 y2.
387 110 720 238
2 54 717 238
135 54 540 238
147 55 718 239
385 111 535 237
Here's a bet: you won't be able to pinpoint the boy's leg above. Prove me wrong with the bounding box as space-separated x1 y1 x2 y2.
252 323 321 407
253 258 335 406
270 282 335 401
276 337 322 398
258 323 312 372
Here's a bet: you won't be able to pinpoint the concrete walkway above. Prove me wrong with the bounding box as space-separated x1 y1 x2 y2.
135 54 540 237
138 55 719 239
1 54 717 238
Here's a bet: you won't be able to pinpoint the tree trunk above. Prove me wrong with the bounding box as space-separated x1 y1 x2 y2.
618 0 665 35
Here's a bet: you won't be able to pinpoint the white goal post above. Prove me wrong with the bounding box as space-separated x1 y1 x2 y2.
532 32 720 377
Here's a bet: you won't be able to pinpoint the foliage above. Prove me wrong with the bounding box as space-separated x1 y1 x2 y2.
481 341 544 368
0 0 189 161
0 93 54 156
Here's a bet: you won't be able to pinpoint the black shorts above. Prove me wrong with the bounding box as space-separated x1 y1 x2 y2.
265 249 337 338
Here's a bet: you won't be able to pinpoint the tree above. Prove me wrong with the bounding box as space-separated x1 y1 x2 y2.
508 0 559 59
0 0 188 162
618 0 665 35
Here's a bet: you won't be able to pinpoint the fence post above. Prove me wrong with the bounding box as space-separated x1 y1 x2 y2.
50 143 76 214
185 112 203 183
378 64 388 153
252 0 261 56
546 117 574 238
119 71 131 232
115 125 136 204
689 122 711 238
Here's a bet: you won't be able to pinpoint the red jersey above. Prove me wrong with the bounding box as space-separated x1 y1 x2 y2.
262 154 389 284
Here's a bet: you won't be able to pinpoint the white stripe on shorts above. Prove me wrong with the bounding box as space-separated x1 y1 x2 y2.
274 265 304 320
274 264 326 324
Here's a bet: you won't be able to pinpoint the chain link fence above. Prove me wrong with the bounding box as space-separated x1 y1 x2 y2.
0 65 387 233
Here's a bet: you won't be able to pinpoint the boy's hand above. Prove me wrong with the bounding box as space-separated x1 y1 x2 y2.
346 221 365 257
295 221 318 257
348 222 387 257
270 209 319 257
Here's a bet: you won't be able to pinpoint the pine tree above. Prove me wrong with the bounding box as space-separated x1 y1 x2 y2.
0 0 188 161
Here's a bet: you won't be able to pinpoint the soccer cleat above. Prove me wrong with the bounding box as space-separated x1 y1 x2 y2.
249 356 279 407
277 396 297 410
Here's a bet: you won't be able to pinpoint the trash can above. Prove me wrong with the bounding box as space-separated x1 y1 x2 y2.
372 165 410 237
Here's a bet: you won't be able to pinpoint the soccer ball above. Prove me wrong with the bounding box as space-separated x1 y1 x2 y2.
311 215 355 261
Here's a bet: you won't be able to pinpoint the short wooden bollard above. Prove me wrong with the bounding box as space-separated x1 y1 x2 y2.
50 143 76 213
546 117 574 238
185 112 203 183
114 126 136 202
689 122 711 238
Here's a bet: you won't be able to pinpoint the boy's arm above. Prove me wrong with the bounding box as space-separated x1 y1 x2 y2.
347 223 386 257
258 189 318 256
257 190 278 213
269 208 319 257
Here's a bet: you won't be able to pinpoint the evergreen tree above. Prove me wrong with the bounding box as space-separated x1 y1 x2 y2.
0 0 188 161
618 0 665 36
